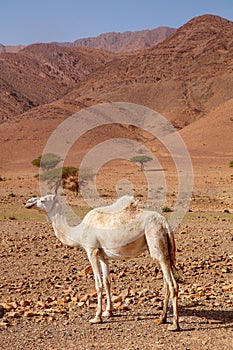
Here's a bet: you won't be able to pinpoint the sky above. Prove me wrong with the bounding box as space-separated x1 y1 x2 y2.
1 0 233 45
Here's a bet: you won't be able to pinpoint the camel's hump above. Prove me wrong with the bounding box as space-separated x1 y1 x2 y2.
82 195 141 228
95 195 138 214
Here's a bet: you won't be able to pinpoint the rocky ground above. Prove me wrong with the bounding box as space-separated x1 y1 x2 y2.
0 178 232 349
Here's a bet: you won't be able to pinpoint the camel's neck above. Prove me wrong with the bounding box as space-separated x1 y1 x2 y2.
48 201 82 247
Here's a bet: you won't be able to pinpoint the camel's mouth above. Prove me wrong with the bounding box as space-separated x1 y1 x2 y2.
25 203 35 209
25 198 37 209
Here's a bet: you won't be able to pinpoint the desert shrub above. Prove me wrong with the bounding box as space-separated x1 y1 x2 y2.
230 161 233 168
32 153 62 170
8 192 16 197
38 167 78 181
162 206 172 212
62 166 78 179
32 154 80 194
135 193 143 198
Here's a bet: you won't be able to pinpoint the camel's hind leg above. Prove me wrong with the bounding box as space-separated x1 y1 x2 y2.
100 259 113 317
145 228 180 331
156 275 170 325
159 259 179 331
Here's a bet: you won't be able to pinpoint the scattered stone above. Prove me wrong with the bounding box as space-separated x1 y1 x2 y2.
48 315 56 323
113 302 122 309
156 273 163 279
36 301 46 308
112 295 122 303
71 296 79 303
89 290 97 298
119 304 129 311
19 300 30 307
119 271 126 278
0 302 17 311
24 310 38 318
80 295 89 303
0 320 9 328
89 303 98 309
0 307 5 318
120 288 129 300
79 266 93 277
138 289 149 297
77 301 85 307
222 266 230 273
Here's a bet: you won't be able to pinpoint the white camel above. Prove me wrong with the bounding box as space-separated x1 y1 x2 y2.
25 194 180 331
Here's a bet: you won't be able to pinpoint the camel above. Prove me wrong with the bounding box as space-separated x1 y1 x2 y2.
25 194 180 331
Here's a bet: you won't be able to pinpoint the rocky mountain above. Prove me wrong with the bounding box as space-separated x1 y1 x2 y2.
72 27 176 52
0 44 114 119
1 14 233 172
0 26 175 55
180 97 233 158
0 26 175 119
0 44 25 53
64 14 233 127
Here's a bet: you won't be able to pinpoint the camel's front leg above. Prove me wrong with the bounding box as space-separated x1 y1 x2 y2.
100 259 113 317
87 250 103 324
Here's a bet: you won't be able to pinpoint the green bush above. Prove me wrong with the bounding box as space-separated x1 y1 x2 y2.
62 166 78 179
32 153 62 170
38 166 78 181
162 206 172 213
8 192 16 197
32 154 79 194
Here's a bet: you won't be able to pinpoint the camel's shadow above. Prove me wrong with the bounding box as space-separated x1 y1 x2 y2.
102 307 233 331
180 307 233 326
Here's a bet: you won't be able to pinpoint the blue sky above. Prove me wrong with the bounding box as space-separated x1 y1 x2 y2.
1 0 233 45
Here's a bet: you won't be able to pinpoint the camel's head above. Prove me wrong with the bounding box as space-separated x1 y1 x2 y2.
25 194 56 212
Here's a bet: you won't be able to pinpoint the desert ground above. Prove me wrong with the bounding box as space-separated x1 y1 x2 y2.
0 156 232 350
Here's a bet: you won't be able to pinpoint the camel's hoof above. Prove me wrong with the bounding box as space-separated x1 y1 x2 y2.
102 310 113 318
89 316 103 324
168 323 180 332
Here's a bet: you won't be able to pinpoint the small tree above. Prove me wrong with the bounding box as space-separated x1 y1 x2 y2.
32 153 62 170
32 154 79 195
130 155 152 171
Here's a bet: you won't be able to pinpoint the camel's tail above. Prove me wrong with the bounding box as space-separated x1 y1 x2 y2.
163 219 182 282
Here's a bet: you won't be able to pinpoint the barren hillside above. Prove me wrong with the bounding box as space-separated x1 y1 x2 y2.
68 15 233 127
1 14 233 174
0 45 114 119
0 26 175 54
0 44 25 53
72 27 175 52
180 98 233 158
